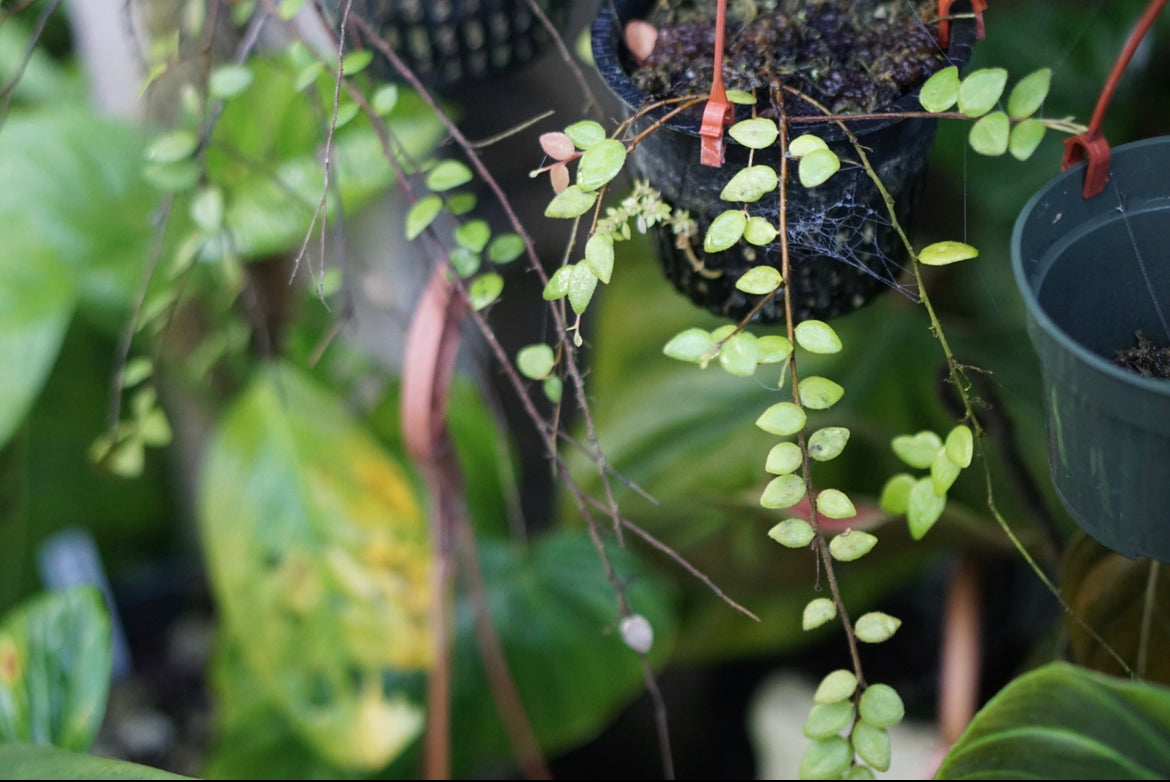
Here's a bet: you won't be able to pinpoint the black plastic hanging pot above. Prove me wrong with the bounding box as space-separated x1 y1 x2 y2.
1012 135 1170 563
346 0 571 91
591 0 977 323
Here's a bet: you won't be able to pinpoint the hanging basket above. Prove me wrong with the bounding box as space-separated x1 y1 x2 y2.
346 0 571 90
1012 135 1170 563
591 0 977 323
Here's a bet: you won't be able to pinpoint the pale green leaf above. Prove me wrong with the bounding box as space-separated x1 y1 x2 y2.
768 518 815 548
145 129 198 163
802 597 837 631
543 375 563 404
829 530 877 562
190 186 225 233
662 328 716 364
801 737 852 780
426 159 474 191
341 49 373 75
879 473 916 515
958 68 1008 117
892 431 943 469
209 64 254 99
545 185 597 218
808 427 849 462
855 612 901 644
907 477 946 539
468 272 504 310
517 344 555 380
488 233 525 264
859 684 904 728
372 84 399 115
789 134 828 157
564 120 606 149
567 262 598 314
719 331 759 377
803 701 853 740
294 61 324 92
720 164 778 202
919 240 979 266
743 216 778 246
798 375 844 410
765 441 803 475
931 447 961 495
945 425 974 468
704 210 747 253
454 220 491 253
798 148 841 187
735 265 782 295
919 65 960 113
584 234 615 284
816 489 856 520
576 139 627 192
852 721 891 772
729 117 778 149
814 670 858 704
794 320 842 354
1008 68 1052 119
760 474 806 509
543 265 572 300
969 111 1011 156
756 334 792 364
756 401 806 436
725 89 757 105
449 247 480 278
405 195 442 240
1009 118 1047 161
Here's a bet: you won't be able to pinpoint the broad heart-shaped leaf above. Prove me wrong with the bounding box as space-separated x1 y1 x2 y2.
937 662 1170 780
198 364 431 771
449 532 676 774
0 742 191 779
0 587 111 752
204 57 443 260
0 220 74 450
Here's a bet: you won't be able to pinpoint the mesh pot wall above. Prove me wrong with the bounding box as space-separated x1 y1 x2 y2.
591 0 977 323
1012 135 1170 563
346 0 571 90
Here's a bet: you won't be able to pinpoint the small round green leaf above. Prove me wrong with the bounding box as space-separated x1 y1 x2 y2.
852 721 891 772
798 148 841 187
663 328 717 364
209 64 253 99
468 272 503 310
488 233 525 264
892 430 943 469
736 266 783 295
1009 118 1047 161
858 683 905 728
919 240 979 266
814 669 858 704
765 441 803 475
919 65 960 113
798 376 844 410
789 133 829 157
145 130 198 163
816 489 856 520
576 139 627 191
543 265 572 300
704 210 747 253
845 765 877 780
190 186 224 232
969 111 1011 156
545 185 598 218
449 247 480 278
294 60 325 92
808 427 849 462
564 120 606 149
756 402 806 436
757 335 792 364
794 320 842 354
743 216 778 246
567 262 598 314
341 49 373 75
710 324 737 342
931 447 961 495
584 234 615 284
803 701 853 740
907 477 946 539
454 219 491 253
879 473 916 515
855 612 902 644
945 425 974 468
720 165 778 202
517 344 555 380
447 191 477 215
543 375 563 403
729 117 778 149
426 159 474 191
958 67 1008 117
372 84 399 115
719 331 760 377
802 597 838 631
725 89 757 105
405 195 443 240
760 474 806 509
801 737 852 780
1007 68 1052 119
768 518 815 548
829 529 877 562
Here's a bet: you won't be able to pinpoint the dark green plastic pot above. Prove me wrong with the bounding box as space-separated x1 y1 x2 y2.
1012 136 1170 562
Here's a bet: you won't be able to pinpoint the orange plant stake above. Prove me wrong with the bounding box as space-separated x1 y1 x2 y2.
699 0 734 166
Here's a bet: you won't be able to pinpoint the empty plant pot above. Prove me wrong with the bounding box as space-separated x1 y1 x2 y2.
345 0 571 90
591 0 977 323
1012 135 1170 562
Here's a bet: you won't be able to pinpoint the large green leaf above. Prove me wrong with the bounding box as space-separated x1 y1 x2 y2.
0 587 111 752
937 662 1170 779
0 220 74 449
451 531 677 773
0 742 191 780
204 57 445 259
0 109 157 315
198 363 431 771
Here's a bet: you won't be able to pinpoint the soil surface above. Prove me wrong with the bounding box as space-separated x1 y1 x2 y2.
631 0 946 117
1112 331 1170 379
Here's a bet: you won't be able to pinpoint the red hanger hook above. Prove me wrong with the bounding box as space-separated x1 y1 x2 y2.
699 0 734 166
938 0 988 50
